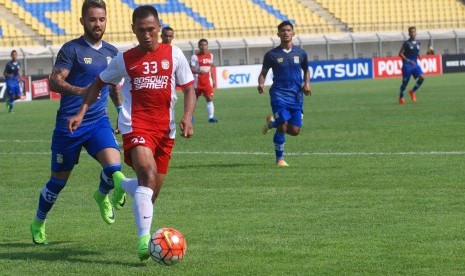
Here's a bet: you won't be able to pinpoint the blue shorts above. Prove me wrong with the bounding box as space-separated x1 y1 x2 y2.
50 117 119 172
271 103 303 128
402 64 423 80
6 83 21 98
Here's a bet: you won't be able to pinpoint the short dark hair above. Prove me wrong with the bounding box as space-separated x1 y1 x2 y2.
162 26 174 33
132 5 159 24
198 38 208 47
10 50 17 55
82 0 106 17
278 21 293 31
408 26 416 32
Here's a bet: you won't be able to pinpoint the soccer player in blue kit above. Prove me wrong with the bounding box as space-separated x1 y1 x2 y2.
398 26 425 105
3 50 22 113
258 21 311 167
30 0 125 244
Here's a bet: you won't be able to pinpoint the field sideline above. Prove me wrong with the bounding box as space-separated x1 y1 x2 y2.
1 73 464 275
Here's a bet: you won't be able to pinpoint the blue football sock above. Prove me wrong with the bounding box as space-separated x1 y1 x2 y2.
8 97 14 111
98 163 122 195
399 79 409 98
35 177 67 221
412 78 424 92
273 131 285 162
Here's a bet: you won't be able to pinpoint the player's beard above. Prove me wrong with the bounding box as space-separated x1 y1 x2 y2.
84 25 105 43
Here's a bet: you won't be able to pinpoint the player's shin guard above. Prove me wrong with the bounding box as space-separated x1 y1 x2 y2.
273 131 285 162
35 177 67 221
412 78 424 92
98 163 121 195
133 186 154 237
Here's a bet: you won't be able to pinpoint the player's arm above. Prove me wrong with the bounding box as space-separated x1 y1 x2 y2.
109 83 122 109
3 65 10 78
49 67 86 96
179 84 196 138
190 56 205 75
17 65 22 80
109 82 123 134
399 44 415 65
68 78 106 132
257 67 269 94
303 68 311 96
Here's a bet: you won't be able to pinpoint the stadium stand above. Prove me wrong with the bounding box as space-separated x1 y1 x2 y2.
315 0 465 32
0 0 339 46
0 0 464 59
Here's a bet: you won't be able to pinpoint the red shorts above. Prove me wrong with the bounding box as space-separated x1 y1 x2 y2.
195 86 214 98
122 130 175 174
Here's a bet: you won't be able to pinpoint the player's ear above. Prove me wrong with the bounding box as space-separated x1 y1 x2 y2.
79 17 84 27
131 24 136 34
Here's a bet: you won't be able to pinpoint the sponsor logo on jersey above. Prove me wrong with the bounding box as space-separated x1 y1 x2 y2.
277 58 283 63
133 76 169 90
84 58 92 64
294 56 300 63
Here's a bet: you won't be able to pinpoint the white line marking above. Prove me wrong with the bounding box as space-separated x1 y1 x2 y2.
1 151 465 156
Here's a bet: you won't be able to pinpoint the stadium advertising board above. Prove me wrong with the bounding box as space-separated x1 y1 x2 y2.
309 59 373 82
441 54 465 73
216 65 273 89
31 78 50 98
0 76 31 102
373 55 442 78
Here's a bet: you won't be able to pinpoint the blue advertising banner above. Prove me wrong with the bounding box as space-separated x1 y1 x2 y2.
309 58 373 82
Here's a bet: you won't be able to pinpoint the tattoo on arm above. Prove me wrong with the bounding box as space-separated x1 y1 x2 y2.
49 67 86 96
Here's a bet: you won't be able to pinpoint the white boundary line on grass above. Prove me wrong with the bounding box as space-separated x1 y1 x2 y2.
1 151 465 156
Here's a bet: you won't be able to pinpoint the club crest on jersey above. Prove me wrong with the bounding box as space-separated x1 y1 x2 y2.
84 58 92 64
161 59 170 70
277 58 284 63
106 56 112 64
294 56 300 63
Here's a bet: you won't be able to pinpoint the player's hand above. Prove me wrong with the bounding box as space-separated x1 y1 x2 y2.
68 114 84 133
257 83 266 94
179 116 194 138
303 83 312 96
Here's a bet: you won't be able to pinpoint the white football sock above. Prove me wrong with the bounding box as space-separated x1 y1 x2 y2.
133 186 154 237
206 101 214 119
122 178 139 198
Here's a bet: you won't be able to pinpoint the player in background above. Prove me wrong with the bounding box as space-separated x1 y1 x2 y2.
161 26 174 44
3 50 22 113
258 21 311 167
190 39 217 123
68 5 196 261
30 0 125 245
398 26 425 105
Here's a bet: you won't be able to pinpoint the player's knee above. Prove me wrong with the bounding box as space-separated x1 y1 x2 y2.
287 127 301 136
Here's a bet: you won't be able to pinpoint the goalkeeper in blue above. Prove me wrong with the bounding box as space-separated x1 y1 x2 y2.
30 0 125 245
258 21 311 167
398 26 424 105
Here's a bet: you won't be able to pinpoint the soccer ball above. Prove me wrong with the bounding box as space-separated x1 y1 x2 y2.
149 227 187 265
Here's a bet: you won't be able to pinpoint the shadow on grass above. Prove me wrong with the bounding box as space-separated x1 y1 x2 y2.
0 241 146 267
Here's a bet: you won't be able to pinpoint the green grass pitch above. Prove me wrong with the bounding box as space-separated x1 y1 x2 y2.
1 73 464 275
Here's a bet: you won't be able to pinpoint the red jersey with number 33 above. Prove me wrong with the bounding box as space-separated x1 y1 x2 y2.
98 44 194 138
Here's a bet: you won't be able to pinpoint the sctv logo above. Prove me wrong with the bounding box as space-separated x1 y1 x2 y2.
222 70 251 84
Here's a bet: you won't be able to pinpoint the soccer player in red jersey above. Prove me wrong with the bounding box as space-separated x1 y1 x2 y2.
68 5 196 261
190 39 217 123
